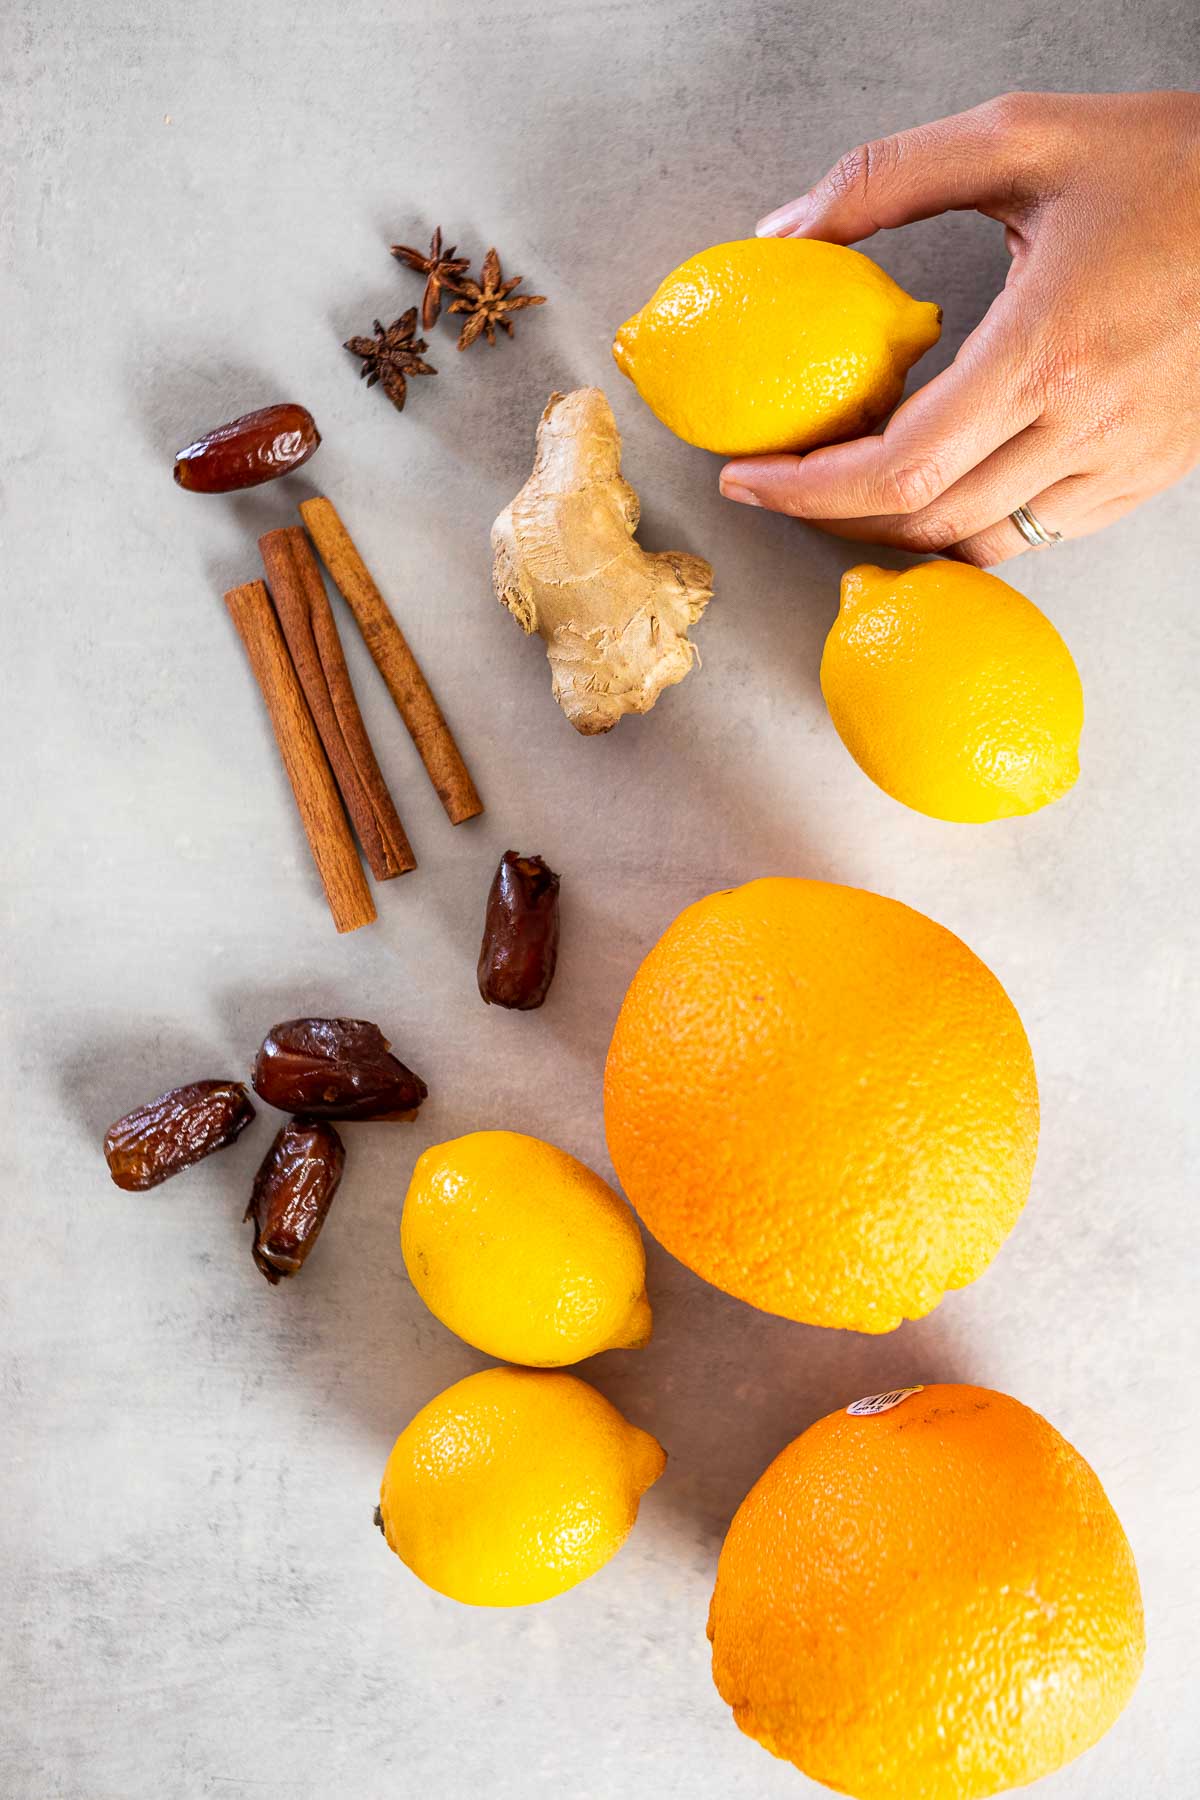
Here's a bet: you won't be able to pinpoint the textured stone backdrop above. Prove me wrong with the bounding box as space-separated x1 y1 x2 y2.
3 3 1197 1795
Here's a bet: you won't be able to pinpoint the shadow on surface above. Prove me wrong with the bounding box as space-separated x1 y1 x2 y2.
123 346 277 460
580 1241 983 1566
57 1023 239 1145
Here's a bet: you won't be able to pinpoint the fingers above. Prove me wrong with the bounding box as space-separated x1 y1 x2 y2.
808 470 1123 567
789 419 1068 553
756 93 1043 243
951 482 1140 567
720 291 1040 522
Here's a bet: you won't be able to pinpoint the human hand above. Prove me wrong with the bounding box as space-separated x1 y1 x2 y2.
720 91 1200 564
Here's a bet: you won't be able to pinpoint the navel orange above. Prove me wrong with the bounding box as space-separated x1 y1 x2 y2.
603 878 1038 1332
708 1383 1145 1797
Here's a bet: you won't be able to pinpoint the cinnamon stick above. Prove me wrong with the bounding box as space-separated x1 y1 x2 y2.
299 496 484 826
259 527 416 880
224 582 376 934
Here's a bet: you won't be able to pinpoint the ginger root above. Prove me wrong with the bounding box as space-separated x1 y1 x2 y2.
491 388 713 734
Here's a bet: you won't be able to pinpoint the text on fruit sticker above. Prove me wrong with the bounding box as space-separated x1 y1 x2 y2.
846 1386 924 1417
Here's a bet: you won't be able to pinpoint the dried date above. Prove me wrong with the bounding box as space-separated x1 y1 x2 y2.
104 1080 255 1191
245 1118 345 1284
173 403 320 493
477 851 560 1010
252 1018 427 1120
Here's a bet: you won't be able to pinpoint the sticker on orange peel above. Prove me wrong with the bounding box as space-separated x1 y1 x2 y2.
846 1386 924 1417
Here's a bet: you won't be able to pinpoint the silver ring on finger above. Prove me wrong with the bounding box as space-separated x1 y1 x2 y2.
1009 502 1063 549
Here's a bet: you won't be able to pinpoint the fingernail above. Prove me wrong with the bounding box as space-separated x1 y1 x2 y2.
719 479 762 507
755 194 816 237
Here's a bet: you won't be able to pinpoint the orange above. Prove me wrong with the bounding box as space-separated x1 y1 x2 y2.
603 878 1038 1332
708 1383 1145 1798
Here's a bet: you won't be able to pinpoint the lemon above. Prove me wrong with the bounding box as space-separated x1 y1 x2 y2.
822 560 1084 823
612 238 940 456
401 1130 651 1366
378 1366 666 1606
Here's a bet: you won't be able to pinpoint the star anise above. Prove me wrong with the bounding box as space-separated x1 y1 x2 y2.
343 310 436 413
390 226 472 330
447 247 547 350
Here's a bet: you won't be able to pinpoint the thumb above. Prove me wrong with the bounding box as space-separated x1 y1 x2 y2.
756 94 1042 244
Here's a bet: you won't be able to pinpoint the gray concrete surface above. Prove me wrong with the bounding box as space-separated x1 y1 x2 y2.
3 3 1198 1796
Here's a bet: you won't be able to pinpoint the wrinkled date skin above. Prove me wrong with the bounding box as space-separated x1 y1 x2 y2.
104 1080 256 1191
252 1018 428 1120
477 851 561 1010
173 403 320 493
245 1118 345 1284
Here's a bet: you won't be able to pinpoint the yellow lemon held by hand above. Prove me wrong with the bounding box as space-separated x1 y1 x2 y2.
401 1130 651 1366
708 1383 1144 1799
605 878 1038 1334
612 238 940 455
378 1366 666 1607
822 560 1084 822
